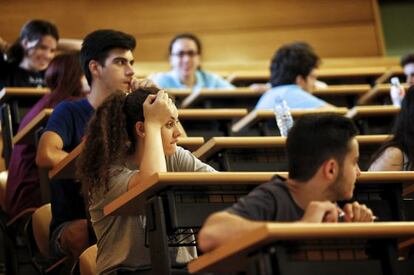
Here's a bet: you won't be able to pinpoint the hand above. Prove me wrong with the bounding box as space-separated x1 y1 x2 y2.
249 83 271 92
0 36 9 53
342 202 375 222
301 201 339 223
130 77 158 92
143 90 174 127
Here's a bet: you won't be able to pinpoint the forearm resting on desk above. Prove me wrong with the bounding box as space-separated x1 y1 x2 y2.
36 131 68 168
198 211 263 253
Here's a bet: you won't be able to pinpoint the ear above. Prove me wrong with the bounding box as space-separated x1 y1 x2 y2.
295 75 306 88
322 158 339 181
135 121 145 138
21 38 29 49
88 60 101 79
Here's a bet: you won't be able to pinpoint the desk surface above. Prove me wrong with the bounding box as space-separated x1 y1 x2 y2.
12 108 53 145
48 137 206 180
178 108 248 120
193 135 391 160
0 87 49 104
188 221 414 273
232 106 399 133
103 171 414 217
226 66 403 83
232 108 348 133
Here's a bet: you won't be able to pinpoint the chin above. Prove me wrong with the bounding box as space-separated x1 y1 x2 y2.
164 147 176 156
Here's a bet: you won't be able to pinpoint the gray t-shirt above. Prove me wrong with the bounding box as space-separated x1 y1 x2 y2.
227 176 304 221
90 146 215 274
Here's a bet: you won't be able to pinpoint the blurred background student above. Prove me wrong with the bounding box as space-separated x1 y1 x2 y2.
4 51 88 219
0 19 59 88
151 33 234 91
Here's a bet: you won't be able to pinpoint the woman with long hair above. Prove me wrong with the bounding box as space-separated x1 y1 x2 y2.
369 86 414 171
150 33 234 91
77 87 214 274
0 19 59 87
5 52 87 218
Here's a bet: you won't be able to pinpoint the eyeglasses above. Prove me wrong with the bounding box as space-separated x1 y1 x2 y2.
171 50 199 58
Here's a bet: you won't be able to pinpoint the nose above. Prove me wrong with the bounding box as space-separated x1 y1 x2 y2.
125 64 135 77
356 165 361 177
173 125 181 138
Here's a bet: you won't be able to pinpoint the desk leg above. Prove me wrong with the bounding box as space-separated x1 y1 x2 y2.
1 103 13 168
146 196 171 275
371 239 399 275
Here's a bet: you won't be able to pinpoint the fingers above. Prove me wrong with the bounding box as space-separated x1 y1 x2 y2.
342 202 374 222
302 201 338 223
130 77 159 92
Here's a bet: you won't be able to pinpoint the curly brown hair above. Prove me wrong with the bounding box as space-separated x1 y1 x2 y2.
76 86 159 202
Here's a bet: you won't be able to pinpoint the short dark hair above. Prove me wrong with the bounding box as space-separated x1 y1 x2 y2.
168 33 202 55
401 53 414 67
269 42 320 87
8 19 59 64
80 29 136 86
287 114 358 181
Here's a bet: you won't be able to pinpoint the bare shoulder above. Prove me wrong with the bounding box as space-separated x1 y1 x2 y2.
369 146 403 171
382 146 404 160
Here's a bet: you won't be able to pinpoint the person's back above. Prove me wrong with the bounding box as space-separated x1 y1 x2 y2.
255 42 333 110
5 52 85 219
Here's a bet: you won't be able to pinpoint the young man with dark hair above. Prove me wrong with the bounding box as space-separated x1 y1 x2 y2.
401 53 414 87
255 42 334 110
198 114 374 253
36 29 149 260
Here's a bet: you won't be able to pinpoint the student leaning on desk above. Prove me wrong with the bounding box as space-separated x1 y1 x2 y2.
198 114 374 253
77 87 215 275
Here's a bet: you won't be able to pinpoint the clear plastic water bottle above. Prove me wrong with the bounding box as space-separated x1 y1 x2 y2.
273 95 293 137
390 77 405 107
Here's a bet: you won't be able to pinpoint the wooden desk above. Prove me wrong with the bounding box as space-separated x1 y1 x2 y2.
231 108 348 134
0 87 49 167
232 106 399 135
103 171 414 274
12 108 53 145
226 66 404 85
48 137 206 180
178 108 248 139
180 87 263 108
176 85 372 109
358 83 409 105
192 135 390 171
0 87 49 105
188 222 414 274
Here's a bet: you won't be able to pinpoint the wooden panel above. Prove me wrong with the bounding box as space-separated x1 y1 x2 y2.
0 0 384 62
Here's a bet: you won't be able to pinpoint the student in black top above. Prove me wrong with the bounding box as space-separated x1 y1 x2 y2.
198 114 375 253
0 19 59 87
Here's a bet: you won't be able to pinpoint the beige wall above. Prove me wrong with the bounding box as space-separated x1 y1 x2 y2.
1 0 385 62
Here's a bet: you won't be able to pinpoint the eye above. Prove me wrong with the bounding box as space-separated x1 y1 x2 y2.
165 121 174 129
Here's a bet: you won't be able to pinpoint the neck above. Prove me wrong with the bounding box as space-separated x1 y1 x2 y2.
286 176 330 210
177 71 195 88
87 82 113 109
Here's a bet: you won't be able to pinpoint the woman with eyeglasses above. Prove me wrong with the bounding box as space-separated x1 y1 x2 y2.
0 19 59 88
151 33 234 90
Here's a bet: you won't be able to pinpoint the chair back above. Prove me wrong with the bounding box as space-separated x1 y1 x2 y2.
32 203 52 257
79 244 97 275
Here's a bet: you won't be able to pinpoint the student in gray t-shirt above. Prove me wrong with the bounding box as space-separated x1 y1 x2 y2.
77 86 215 274
198 114 376 253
